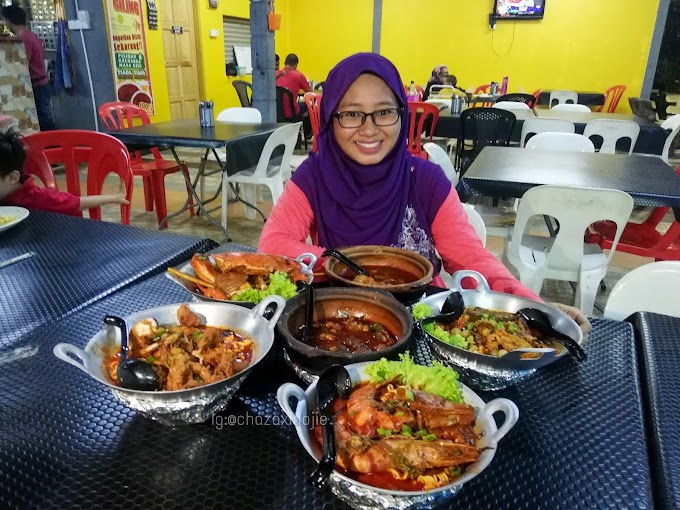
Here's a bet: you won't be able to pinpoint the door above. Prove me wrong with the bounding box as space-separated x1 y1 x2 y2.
160 0 200 119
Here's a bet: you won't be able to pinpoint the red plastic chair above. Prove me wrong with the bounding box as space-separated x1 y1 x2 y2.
98 102 195 228
22 130 133 223
473 84 492 108
407 102 439 159
22 152 58 190
531 89 543 109
304 92 322 152
585 166 680 260
597 85 626 113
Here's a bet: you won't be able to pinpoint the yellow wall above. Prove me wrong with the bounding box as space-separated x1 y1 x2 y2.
381 0 660 112
140 0 170 122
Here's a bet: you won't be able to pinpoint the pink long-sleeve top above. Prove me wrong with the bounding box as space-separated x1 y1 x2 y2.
258 181 540 301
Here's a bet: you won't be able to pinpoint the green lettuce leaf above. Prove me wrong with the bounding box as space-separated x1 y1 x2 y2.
231 271 298 304
423 322 468 349
411 302 434 320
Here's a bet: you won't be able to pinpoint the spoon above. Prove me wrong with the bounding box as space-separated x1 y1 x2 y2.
321 249 369 276
516 308 587 362
103 315 159 391
308 364 352 489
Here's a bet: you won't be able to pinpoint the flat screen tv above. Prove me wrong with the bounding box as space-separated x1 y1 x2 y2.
493 0 546 19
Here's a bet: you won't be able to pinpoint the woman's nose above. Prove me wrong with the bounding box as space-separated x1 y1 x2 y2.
358 116 380 135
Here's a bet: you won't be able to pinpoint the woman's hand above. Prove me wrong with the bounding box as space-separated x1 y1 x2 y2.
549 302 592 335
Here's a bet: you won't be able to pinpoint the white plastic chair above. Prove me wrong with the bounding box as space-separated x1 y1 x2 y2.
222 122 302 225
583 119 640 154
551 103 592 113
493 101 531 111
506 185 634 315
462 203 486 246
603 261 680 320
526 132 595 152
424 142 458 186
429 85 456 97
549 90 579 107
520 118 575 147
660 115 680 163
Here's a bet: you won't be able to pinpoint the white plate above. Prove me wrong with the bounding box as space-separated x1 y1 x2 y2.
0 206 29 233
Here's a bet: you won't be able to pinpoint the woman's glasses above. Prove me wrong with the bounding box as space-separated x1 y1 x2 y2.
334 108 401 129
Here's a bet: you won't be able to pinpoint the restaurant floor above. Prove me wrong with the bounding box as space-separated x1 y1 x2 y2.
59 147 679 316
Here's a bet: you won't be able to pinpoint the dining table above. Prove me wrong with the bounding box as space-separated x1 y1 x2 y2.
0 210 217 349
109 119 286 241
0 238 663 509
459 146 680 208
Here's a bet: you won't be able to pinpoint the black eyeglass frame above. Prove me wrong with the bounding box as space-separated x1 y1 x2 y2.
333 107 403 128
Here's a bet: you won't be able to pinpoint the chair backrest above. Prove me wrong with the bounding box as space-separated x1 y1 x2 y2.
526 132 595 152
583 119 640 154
304 92 322 152
22 130 133 223
493 101 531 111
98 101 161 164
531 89 543 106
430 85 456 97
406 102 440 157
496 93 537 109
599 85 626 113
314 81 325 91
249 122 302 180
509 185 634 273
551 103 592 113
232 80 253 107
276 86 297 122
462 203 486 246
216 107 262 123
20 145 58 190
474 84 490 95
520 118 575 147
460 107 516 155
603 261 680 320
660 115 680 163
423 142 458 186
549 90 579 108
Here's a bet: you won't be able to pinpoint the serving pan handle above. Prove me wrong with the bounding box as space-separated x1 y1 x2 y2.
277 382 307 423
451 270 491 293
252 295 286 328
478 398 519 443
296 252 318 271
53 343 91 375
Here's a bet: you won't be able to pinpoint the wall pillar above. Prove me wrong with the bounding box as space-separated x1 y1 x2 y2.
372 0 382 53
250 0 275 122
642 0 671 98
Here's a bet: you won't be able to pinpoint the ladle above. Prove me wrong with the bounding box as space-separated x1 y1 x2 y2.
517 308 587 362
104 315 159 391
322 249 369 276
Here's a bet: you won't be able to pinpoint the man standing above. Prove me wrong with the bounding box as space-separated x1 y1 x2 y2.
2 4 55 130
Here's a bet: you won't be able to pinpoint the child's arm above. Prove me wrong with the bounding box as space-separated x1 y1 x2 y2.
79 183 129 211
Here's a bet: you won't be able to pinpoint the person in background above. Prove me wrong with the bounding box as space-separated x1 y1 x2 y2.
275 53 312 137
259 52 591 334
423 65 457 101
0 130 129 216
2 4 55 131
275 53 280 71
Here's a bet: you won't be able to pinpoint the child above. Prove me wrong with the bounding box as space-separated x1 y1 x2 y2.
0 130 129 216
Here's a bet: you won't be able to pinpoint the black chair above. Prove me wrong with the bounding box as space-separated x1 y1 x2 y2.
233 80 253 107
496 93 537 109
314 81 325 91
455 107 516 175
276 86 308 149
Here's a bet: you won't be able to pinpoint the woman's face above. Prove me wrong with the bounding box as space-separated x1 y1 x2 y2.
332 74 401 166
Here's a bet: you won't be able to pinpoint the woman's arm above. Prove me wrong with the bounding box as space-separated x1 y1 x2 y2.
432 189 540 300
258 181 326 270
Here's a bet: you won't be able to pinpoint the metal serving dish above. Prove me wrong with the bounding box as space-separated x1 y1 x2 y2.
166 252 317 307
418 270 583 391
277 361 519 510
53 297 285 426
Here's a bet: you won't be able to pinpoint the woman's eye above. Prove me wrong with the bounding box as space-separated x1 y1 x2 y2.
344 112 361 118
377 110 392 116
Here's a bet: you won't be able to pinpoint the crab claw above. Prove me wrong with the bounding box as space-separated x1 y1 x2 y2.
191 253 218 285
196 284 228 301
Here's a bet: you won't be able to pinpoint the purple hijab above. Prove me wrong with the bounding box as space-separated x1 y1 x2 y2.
292 53 450 268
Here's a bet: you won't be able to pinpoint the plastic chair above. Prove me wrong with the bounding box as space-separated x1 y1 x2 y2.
493 101 531 111
455 107 516 174
98 102 195 228
22 130 133 223
507 185 634 314
21 150 58 189
583 119 640 154
531 89 543 107
232 80 253 107
659 115 680 163
211 107 263 165
223 122 301 224
462 203 486 247
551 103 592 113
276 86 307 150
520 118 575 147
473 84 492 108
304 92 322 152
407 102 439 159
496 93 537 109
597 85 626 113
424 142 458 186
526 132 595 152
429 85 456 98
603 261 680 320
549 90 579 108
314 81 325 91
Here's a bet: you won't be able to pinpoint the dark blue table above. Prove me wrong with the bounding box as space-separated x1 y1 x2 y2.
629 312 680 510
0 210 217 348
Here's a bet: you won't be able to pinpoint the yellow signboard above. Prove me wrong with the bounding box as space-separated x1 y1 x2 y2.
105 0 154 114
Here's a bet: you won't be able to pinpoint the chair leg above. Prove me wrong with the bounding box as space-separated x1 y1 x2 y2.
142 175 154 212
242 184 258 220
576 275 601 316
221 177 229 230
268 178 284 207
151 170 168 229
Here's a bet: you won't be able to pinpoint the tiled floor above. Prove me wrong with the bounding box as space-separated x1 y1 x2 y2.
61 146 678 316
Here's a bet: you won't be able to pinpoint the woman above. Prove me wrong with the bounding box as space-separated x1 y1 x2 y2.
259 53 590 331
423 65 455 101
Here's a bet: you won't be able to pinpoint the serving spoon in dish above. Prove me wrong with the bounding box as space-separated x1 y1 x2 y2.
322 249 369 276
308 364 352 489
104 315 159 391
516 308 587 362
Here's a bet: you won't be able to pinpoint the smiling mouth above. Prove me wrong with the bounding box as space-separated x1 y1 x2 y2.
355 141 382 153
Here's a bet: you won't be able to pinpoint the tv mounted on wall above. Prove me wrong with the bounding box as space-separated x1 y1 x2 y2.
492 0 546 20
